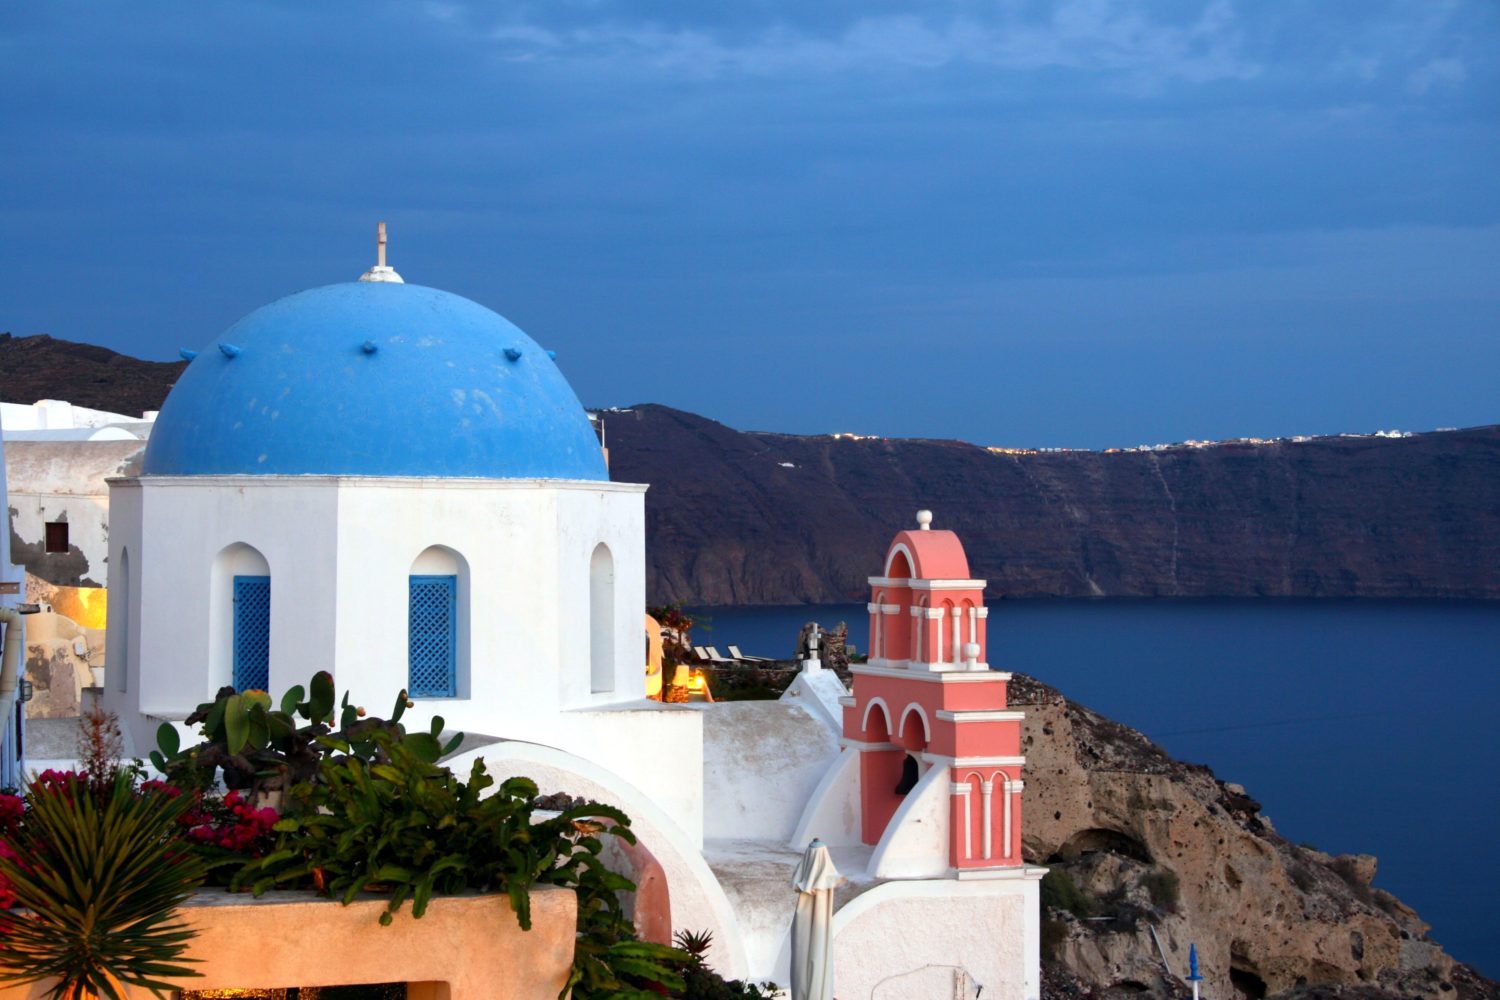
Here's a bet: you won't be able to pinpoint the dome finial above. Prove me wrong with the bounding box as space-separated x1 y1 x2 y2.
916 509 933 530
358 221 405 284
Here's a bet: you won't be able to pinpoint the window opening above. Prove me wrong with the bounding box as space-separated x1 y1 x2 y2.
116 549 130 693
894 754 920 795
589 545 615 694
232 575 271 692
45 521 69 553
408 575 457 697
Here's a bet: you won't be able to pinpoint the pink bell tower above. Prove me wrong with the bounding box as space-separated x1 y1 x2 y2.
843 510 1026 871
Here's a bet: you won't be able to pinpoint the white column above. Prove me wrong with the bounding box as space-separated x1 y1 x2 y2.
867 602 881 663
1001 778 1013 859
950 610 961 667
968 605 977 645
951 782 972 860
980 780 994 860
911 606 922 663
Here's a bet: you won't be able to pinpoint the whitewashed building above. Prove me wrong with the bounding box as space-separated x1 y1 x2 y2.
101 240 1041 999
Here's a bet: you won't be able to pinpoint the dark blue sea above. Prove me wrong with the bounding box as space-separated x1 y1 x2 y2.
691 599 1500 977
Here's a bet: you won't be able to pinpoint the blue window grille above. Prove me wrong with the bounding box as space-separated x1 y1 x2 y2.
232 575 271 692
409 575 457 697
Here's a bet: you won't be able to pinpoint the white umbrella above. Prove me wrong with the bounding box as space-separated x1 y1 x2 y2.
791 839 845 1000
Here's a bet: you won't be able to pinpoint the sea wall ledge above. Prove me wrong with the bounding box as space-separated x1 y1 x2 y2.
0 887 577 1000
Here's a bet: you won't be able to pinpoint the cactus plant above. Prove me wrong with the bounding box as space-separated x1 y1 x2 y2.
150 671 462 799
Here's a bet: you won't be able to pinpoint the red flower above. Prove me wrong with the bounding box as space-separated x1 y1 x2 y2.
0 837 21 911
139 779 183 799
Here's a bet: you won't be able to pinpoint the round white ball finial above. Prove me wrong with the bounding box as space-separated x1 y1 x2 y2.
915 509 933 530
963 642 981 661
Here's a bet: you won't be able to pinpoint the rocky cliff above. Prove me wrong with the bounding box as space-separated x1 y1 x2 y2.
601 405 1500 604
1009 673 1496 1000
0 333 185 417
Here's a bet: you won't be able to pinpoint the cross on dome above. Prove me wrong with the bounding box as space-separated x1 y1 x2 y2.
358 221 405 284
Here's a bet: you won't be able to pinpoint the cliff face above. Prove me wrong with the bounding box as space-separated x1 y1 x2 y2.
2 335 1496 605
601 406 1500 604
0 333 186 417
1008 674 1495 1000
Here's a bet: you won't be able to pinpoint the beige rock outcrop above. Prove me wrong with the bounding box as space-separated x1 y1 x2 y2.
1009 674 1486 1000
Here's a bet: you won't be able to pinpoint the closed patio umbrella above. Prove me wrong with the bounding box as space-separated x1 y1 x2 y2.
791 839 845 1000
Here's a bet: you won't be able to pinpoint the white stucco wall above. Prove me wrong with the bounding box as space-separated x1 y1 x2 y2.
701 700 841 843
4 440 143 592
0 399 153 433
790 748 862 848
102 474 706 841
868 762 951 878
445 740 749 981
9 495 109 587
778 668 848 732
832 876 1042 1000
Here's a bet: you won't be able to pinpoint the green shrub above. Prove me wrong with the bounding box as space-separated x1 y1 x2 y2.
670 930 779 999
1040 869 1094 918
1040 918 1069 960
681 965 780 999
0 770 207 999
1141 869 1180 910
152 671 462 799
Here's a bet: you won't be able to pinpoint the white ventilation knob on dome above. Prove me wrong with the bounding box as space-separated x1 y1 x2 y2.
916 509 933 530
358 221 405 284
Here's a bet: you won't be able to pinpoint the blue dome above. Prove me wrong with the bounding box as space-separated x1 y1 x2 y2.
143 282 608 480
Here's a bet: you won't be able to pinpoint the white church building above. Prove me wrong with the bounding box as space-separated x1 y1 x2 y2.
101 239 1042 999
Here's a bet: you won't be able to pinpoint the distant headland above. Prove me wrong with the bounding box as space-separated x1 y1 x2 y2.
2 332 1496 605
603 406 1499 605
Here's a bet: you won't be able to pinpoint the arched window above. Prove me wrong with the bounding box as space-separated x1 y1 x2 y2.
409 546 467 698
114 547 130 693
940 599 956 664
589 543 615 694
210 543 271 693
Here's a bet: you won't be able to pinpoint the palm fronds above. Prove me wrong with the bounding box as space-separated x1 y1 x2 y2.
0 771 206 999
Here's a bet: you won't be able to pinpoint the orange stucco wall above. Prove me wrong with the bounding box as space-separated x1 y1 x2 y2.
0 888 577 1000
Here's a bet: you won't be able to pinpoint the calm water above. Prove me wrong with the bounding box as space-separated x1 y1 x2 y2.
691 600 1500 976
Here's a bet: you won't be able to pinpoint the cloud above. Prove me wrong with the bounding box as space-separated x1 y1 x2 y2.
1406 56 1467 94
467 1 1262 88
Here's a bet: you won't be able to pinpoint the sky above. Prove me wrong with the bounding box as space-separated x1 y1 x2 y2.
1 1 1496 449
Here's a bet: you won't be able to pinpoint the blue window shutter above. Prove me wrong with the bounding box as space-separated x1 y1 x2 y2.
408 575 457 697
232 575 271 692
